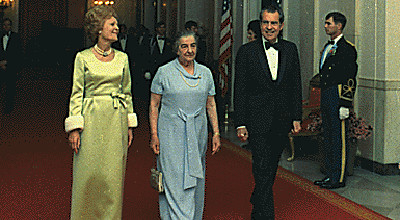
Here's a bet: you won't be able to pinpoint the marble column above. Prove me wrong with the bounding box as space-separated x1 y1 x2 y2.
354 0 400 174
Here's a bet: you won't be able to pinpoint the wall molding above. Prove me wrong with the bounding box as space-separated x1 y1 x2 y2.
357 77 400 91
357 156 400 175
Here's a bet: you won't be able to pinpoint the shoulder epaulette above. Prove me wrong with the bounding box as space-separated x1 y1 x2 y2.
346 40 356 48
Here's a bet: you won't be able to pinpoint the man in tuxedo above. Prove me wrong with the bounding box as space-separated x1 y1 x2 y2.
184 21 207 65
0 18 22 114
234 4 302 219
112 24 139 95
112 24 138 70
112 24 136 57
314 12 357 189
147 21 174 78
130 24 153 106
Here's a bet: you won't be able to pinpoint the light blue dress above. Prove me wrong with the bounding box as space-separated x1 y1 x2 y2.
151 58 216 219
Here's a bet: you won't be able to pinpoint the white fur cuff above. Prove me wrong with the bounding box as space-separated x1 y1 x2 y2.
65 116 84 133
128 113 138 127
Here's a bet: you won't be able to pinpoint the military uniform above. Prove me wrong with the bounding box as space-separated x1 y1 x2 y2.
319 35 357 186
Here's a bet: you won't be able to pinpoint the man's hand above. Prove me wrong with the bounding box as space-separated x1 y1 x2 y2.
292 121 301 134
339 107 349 120
236 127 249 142
144 72 152 80
0 60 7 70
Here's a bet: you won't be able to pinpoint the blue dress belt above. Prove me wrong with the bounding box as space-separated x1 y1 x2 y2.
177 107 204 190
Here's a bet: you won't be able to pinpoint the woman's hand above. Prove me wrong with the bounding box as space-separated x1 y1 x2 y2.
150 134 160 155
149 93 161 155
212 133 221 155
128 128 134 148
68 130 80 154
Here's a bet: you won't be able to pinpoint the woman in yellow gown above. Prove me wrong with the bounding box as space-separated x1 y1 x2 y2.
65 5 137 219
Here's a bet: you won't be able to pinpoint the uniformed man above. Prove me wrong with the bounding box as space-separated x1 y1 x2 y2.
314 12 358 189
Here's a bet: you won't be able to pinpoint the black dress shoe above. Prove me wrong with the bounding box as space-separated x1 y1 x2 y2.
314 177 330 186
320 181 345 189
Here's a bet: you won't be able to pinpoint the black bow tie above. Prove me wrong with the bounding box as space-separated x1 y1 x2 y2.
328 40 335 45
264 41 280 51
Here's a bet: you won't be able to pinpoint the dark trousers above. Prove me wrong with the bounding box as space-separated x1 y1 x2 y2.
250 133 287 220
321 86 349 184
0 72 16 114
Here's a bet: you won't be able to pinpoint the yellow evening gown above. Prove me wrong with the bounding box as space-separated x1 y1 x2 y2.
65 49 137 219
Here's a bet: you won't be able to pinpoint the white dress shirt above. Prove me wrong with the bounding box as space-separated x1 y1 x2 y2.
157 35 165 54
120 34 127 51
3 32 10 51
262 37 279 81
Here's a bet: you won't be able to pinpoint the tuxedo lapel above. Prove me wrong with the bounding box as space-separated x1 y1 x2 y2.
257 39 286 84
256 40 272 80
5 32 14 51
150 37 157 55
0 38 4 52
1 33 7 52
277 47 286 84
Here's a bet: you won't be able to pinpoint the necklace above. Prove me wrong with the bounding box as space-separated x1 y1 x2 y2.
94 44 112 57
179 70 200 87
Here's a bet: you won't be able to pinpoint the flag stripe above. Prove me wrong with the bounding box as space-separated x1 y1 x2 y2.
220 17 231 32
219 0 232 97
219 39 231 56
220 25 231 40
219 33 231 48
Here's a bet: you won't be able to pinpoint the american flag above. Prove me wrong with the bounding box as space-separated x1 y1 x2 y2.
219 0 232 97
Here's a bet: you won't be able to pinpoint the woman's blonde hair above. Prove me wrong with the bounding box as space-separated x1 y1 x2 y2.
84 5 118 43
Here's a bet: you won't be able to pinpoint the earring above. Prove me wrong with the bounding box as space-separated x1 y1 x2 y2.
99 31 102 34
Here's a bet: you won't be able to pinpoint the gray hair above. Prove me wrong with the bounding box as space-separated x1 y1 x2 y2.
174 30 198 53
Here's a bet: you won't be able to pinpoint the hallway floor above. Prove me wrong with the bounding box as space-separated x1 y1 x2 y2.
1 76 398 219
221 120 400 220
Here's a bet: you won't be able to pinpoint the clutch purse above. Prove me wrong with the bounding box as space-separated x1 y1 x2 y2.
150 168 164 193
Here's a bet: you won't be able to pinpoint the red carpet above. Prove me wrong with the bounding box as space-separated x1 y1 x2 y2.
0 79 390 219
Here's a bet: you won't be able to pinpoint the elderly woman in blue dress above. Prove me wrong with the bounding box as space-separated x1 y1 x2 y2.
149 30 221 219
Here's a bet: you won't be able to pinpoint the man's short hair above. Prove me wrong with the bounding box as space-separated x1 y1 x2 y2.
326 12 347 30
155 21 166 29
259 3 284 24
184 21 198 30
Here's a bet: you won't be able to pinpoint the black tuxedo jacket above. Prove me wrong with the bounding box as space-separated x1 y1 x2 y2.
319 37 357 107
112 34 137 54
112 34 139 67
196 37 207 64
147 35 175 73
234 39 302 135
0 31 22 73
